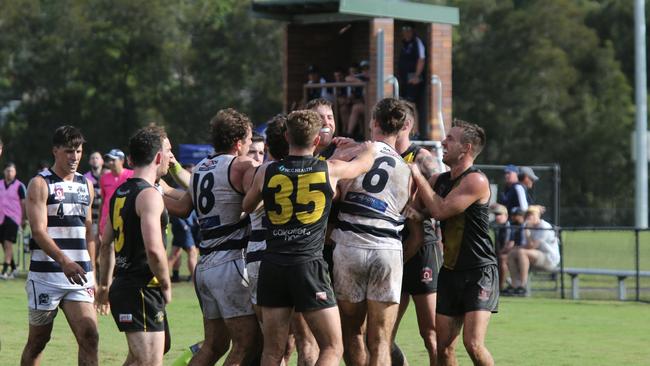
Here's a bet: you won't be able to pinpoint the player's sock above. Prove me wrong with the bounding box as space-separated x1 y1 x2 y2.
2 262 8 275
171 270 180 282
391 342 406 366
246 352 262 366
10 258 16 272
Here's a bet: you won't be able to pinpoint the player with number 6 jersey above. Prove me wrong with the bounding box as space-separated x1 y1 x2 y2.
330 98 413 366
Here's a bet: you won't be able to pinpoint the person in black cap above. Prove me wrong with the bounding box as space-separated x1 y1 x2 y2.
398 23 426 111
497 164 519 207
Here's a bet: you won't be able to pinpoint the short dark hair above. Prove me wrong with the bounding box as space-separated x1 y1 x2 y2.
305 98 333 110
286 110 321 148
373 98 408 136
209 109 252 152
401 100 418 132
52 125 85 148
128 126 167 167
251 132 264 144
4 162 15 170
452 119 486 157
265 114 289 160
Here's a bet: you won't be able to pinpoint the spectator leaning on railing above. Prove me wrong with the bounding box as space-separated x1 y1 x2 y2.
506 205 560 296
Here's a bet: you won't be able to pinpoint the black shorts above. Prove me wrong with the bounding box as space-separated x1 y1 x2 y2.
436 265 499 316
402 242 442 295
257 258 337 312
0 218 19 243
322 243 335 276
109 285 167 332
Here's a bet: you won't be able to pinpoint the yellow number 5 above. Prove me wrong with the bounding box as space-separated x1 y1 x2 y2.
112 196 126 252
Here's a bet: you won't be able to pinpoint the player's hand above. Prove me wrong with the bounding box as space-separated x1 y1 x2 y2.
61 258 88 285
409 163 423 179
332 136 355 147
95 285 110 315
161 285 172 304
403 204 425 222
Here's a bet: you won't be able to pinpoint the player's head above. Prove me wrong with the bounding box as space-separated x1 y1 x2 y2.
128 126 172 178
88 151 104 170
247 132 265 163
442 119 485 165
372 98 408 138
265 114 289 161
4 162 16 181
286 110 321 149
306 98 335 147
398 100 417 139
210 108 253 156
52 125 85 174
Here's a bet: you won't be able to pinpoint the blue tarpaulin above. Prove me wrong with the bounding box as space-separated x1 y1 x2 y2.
178 144 213 165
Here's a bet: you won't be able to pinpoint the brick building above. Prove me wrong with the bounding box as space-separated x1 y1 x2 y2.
252 0 458 141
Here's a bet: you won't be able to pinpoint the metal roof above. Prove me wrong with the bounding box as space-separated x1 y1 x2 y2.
251 0 459 25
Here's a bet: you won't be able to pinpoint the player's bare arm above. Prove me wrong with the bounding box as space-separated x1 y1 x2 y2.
402 204 425 262
411 164 490 221
414 148 442 181
85 177 97 272
327 141 375 189
242 163 269 213
96 218 116 312
163 190 193 218
168 153 190 189
158 179 185 200
231 155 259 193
137 188 172 304
27 176 88 285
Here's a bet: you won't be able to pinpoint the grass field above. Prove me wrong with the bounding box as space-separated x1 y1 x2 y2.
1 276 649 365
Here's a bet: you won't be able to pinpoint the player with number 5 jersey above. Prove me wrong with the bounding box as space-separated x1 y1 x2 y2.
243 110 375 366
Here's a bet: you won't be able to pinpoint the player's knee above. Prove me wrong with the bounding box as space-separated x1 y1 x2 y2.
25 333 50 355
462 337 484 358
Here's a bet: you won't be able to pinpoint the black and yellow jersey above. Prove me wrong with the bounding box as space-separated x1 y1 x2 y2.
401 143 438 244
317 143 336 161
110 178 169 287
433 167 496 270
262 156 333 265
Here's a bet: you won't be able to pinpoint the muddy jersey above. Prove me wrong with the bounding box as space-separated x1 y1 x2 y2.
331 141 411 250
110 178 169 288
190 154 250 267
262 156 333 265
433 167 496 270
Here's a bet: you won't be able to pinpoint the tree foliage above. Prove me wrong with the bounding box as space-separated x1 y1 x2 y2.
0 0 281 176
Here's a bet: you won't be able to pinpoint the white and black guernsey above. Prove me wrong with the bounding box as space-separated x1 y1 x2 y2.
246 206 267 264
28 169 93 289
190 154 250 268
332 142 411 250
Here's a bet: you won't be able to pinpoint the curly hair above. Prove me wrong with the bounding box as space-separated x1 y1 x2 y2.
265 114 289 160
372 98 408 136
209 108 252 152
286 110 321 148
452 119 486 157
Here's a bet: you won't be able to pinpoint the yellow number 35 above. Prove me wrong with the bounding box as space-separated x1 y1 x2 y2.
267 172 327 225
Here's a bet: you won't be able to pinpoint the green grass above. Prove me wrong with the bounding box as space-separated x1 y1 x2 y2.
1 277 649 365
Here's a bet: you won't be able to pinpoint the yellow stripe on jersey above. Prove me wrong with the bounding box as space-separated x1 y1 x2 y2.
403 152 416 164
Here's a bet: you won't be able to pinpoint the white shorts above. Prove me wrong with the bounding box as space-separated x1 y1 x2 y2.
532 251 558 271
194 258 254 319
333 245 403 304
246 261 261 305
25 279 95 325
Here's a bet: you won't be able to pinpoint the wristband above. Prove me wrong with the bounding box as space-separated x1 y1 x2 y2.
169 162 183 176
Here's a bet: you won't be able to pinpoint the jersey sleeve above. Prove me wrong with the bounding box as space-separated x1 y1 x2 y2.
18 182 27 199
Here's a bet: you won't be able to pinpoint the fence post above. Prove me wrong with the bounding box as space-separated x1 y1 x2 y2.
634 228 641 301
559 228 565 299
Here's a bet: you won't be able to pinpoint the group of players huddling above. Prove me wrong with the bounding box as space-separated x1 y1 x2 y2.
19 96 498 366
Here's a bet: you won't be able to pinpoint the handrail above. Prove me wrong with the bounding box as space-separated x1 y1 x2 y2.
384 75 400 99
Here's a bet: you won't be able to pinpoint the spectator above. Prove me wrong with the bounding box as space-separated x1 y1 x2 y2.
507 205 560 296
504 166 538 213
498 164 519 208
98 148 133 239
306 64 331 102
0 163 26 279
344 60 370 139
332 67 351 130
83 152 104 240
398 23 426 113
247 133 265 163
490 204 512 291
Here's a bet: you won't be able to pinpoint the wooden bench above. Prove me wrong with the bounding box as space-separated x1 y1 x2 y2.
563 268 650 301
